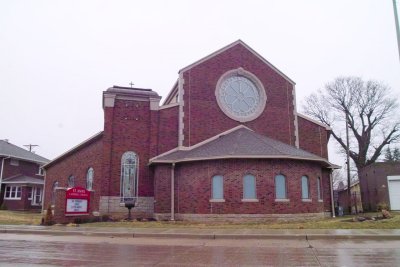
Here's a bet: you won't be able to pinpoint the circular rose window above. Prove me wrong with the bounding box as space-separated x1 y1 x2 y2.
215 68 266 122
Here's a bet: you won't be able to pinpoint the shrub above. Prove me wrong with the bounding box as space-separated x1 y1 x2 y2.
377 202 390 211
43 205 54 225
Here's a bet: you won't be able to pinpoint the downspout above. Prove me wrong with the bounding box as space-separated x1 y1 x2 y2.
330 170 336 218
41 169 46 216
171 163 175 221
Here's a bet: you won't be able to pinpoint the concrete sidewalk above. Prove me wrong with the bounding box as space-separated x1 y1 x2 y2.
1 224 400 240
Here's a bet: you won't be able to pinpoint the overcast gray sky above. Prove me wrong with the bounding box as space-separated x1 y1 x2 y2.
1 0 399 167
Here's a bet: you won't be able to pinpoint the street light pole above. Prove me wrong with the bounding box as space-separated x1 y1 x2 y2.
394 0 400 62
346 114 352 214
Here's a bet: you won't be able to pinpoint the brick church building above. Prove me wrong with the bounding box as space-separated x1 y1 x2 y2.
43 40 337 223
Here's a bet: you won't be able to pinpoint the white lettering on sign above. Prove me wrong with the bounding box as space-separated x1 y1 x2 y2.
66 199 88 213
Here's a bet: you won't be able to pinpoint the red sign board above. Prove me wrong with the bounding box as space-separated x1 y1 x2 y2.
65 187 90 215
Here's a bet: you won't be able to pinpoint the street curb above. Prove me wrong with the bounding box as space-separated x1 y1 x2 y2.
2 228 400 240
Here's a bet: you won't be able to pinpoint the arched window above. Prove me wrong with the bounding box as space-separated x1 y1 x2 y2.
51 181 59 205
212 175 223 200
86 167 94 190
275 174 287 199
120 151 138 202
243 174 256 199
67 175 75 188
301 176 310 199
317 177 322 200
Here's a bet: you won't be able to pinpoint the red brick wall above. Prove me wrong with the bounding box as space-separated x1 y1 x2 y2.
2 186 41 211
182 43 296 147
43 137 103 212
102 99 153 197
158 106 179 154
359 162 400 211
153 164 172 213
2 158 43 179
297 116 329 159
154 159 331 214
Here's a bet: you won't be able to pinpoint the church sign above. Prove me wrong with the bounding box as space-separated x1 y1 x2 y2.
65 187 90 215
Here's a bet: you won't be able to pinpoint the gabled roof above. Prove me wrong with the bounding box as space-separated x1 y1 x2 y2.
297 113 332 130
179 40 295 85
2 174 44 185
150 126 338 168
42 131 103 169
0 140 49 164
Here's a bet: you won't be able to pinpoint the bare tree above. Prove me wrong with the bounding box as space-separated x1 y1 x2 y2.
304 77 400 207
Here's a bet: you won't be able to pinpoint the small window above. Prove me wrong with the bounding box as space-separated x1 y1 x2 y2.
32 187 42 205
37 167 44 176
67 175 75 188
10 159 19 166
275 174 287 199
4 186 21 200
212 175 223 199
86 167 94 190
317 177 322 200
51 181 59 205
302 176 310 199
243 174 256 199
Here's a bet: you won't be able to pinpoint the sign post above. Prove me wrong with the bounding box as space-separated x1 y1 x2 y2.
65 187 90 215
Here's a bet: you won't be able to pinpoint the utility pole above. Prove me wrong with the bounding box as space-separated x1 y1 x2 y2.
24 144 38 152
346 114 352 214
394 0 400 62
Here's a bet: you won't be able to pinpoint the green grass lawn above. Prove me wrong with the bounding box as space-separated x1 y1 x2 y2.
0 210 42 225
0 210 399 229
84 212 400 229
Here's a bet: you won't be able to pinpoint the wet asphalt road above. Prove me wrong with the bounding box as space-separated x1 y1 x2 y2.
0 233 400 266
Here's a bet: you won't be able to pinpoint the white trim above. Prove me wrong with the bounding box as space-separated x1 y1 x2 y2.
159 102 179 110
178 72 185 147
209 199 225 203
3 185 22 200
0 154 48 165
2 181 44 185
293 85 299 148
42 132 103 169
296 113 332 130
151 154 339 168
179 40 295 85
275 198 290 202
241 199 259 202
387 175 400 181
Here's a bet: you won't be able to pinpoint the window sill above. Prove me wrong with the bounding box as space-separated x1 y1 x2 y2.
4 198 22 201
275 198 290 202
241 199 259 202
302 199 312 202
318 199 323 202
209 199 225 203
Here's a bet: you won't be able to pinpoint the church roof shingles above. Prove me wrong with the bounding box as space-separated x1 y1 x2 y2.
150 126 338 168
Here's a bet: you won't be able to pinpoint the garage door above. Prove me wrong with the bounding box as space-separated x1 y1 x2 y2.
387 176 400 211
